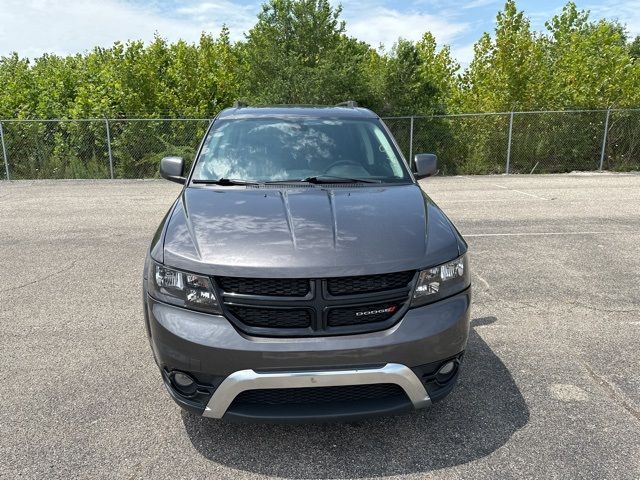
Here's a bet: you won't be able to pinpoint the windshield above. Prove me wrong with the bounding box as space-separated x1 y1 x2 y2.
191 117 411 184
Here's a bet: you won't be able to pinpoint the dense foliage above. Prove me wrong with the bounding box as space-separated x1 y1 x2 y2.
1 0 639 178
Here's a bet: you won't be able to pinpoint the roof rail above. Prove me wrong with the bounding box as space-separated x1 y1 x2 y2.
233 100 248 108
336 101 358 108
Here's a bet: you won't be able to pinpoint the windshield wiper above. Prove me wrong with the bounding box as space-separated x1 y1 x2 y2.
299 175 382 184
192 178 262 186
193 176 382 186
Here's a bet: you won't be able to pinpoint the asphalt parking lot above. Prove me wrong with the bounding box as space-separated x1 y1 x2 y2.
1 173 639 479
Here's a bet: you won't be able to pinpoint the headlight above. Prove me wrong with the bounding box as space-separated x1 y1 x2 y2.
148 261 221 314
411 254 470 307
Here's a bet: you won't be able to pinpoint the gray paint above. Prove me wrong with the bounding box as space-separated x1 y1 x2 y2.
146 290 470 376
158 184 465 278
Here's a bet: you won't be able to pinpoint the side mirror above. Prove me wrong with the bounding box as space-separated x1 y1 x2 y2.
159 156 185 184
414 153 437 178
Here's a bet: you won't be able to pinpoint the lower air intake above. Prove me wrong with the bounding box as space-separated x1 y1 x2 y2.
231 383 406 406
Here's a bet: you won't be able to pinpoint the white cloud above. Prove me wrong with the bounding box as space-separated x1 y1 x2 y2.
341 4 469 50
177 1 241 15
461 0 499 9
174 0 259 34
0 0 257 58
0 0 473 60
585 0 640 36
451 42 476 70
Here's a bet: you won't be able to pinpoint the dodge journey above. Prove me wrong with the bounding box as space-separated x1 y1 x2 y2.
142 103 471 422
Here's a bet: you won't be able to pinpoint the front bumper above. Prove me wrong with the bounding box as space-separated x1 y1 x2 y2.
144 288 470 421
203 363 430 419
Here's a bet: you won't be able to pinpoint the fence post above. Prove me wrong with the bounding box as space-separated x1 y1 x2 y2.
0 121 9 181
505 111 514 174
105 118 114 179
408 116 414 169
599 108 611 171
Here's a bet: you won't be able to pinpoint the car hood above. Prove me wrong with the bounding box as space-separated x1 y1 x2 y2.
160 184 464 277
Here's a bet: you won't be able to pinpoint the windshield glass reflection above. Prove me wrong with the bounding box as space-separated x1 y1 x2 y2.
192 118 410 183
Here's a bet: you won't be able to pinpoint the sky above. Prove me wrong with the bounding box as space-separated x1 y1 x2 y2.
0 0 638 68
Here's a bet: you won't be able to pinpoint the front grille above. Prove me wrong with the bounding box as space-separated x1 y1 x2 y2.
216 271 414 336
217 276 310 297
328 302 400 327
227 306 311 328
326 271 414 296
231 383 406 406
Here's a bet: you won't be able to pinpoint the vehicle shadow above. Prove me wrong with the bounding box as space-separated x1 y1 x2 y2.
182 316 529 478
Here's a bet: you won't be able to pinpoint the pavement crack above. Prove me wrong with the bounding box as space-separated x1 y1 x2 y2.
473 272 491 291
562 299 639 314
478 287 543 312
583 361 640 423
471 268 547 313
0 257 83 293
470 272 637 315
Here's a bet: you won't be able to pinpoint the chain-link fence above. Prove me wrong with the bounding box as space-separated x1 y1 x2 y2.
1 110 639 180
0 118 210 180
386 109 640 175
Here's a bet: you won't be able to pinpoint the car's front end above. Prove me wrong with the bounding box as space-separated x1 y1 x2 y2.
142 105 471 422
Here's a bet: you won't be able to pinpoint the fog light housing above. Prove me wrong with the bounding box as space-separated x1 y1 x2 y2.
436 361 458 383
438 361 455 375
170 371 197 396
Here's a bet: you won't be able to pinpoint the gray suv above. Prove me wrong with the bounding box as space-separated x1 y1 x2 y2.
142 104 470 422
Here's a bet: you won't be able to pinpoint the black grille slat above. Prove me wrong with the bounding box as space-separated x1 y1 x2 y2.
232 384 406 406
227 306 311 328
217 277 310 297
328 302 400 327
217 271 414 336
326 271 414 296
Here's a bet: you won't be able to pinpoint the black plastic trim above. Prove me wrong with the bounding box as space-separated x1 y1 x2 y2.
411 352 465 403
223 396 414 423
214 274 417 338
160 368 218 415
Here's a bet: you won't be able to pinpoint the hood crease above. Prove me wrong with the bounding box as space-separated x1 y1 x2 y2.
278 190 297 249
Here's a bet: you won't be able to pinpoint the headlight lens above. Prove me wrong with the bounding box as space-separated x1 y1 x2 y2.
411 254 470 307
148 261 221 314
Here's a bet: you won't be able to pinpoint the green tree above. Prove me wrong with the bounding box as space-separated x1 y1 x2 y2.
382 40 432 116
415 33 460 114
0 54 35 118
460 0 547 112
380 33 459 116
241 0 371 105
544 2 639 108
630 35 640 59
2 0 640 178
